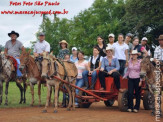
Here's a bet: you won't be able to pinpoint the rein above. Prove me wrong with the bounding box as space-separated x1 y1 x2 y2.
23 56 37 77
42 57 52 79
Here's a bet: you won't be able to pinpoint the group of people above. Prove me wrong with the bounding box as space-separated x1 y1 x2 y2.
2 30 163 112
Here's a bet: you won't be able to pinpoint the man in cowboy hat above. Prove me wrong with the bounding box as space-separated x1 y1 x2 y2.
154 34 163 62
4 30 25 77
33 32 50 72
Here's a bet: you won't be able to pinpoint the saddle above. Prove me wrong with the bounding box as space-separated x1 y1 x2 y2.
56 60 78 78
7 56 17 71
35 56 43 73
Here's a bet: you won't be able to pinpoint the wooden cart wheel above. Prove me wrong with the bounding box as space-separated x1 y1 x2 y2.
143 90 152 110
104 100 115 107
118 90 128 112
78 87 92 108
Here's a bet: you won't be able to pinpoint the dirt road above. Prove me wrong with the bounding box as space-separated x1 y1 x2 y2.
0 100 162 122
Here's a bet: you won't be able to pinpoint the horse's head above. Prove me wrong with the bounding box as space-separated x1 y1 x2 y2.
41 52 55 79
19 50 30 72
140 56 152 78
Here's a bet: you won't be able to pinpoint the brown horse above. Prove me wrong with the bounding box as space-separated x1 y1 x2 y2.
19 50 44 106
140 56 163 93
0 54 27 105
140 56 163 116
41 52 77 113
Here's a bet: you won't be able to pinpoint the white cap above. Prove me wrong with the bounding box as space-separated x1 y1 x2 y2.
108 33 115 38
142 37 148 41
72 47 77 51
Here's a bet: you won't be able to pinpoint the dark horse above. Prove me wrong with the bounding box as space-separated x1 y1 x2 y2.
0 54 27 105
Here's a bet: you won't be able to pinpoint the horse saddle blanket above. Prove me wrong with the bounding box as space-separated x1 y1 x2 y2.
57 61 78 77
8 56 17 71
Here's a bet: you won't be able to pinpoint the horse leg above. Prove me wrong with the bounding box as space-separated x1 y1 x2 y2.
72 85 76 110
49 86 52 106
23 81 27 103
30 82 34 106
16 81 24 104
0 80 3 105
38 82 41 106
54 82 59 113
4 81 9 106
64 84 72 111
42 84 51 113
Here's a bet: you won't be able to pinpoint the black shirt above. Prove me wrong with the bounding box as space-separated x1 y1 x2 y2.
96 44 106 57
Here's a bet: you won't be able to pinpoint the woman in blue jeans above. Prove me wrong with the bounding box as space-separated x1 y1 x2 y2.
75 51 88 107
82 46 103 89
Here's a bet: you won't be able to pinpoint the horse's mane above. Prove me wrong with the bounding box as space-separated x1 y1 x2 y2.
29 55 35 65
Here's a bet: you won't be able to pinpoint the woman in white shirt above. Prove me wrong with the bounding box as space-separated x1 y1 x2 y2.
113 34 129 76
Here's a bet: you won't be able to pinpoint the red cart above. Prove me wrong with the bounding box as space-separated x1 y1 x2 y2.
54 73 151 111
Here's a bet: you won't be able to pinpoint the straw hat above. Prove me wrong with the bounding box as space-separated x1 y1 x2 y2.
131 50 139 55
157 34 163 40
106 45 114 51
59 40 68 45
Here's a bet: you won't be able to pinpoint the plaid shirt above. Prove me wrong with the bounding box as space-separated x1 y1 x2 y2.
154 45 163 61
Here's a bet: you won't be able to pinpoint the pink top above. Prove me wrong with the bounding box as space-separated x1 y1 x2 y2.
123 59 141 79
75 60 88 79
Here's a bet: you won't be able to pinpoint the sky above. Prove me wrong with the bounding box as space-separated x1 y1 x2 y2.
0 0 95 47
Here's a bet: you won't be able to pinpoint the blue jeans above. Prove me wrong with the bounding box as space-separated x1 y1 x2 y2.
82 70 97 89
75 78 84 105
15 58 22 77
118 60 126 76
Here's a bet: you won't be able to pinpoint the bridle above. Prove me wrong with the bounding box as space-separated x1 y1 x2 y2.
42 57 52 79
20 55 36 77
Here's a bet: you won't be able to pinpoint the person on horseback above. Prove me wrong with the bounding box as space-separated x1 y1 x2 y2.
4 31 25 78
154 34 163 64
33 32 50 72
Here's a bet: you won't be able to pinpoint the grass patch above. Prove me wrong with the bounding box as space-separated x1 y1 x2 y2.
0 82 63 108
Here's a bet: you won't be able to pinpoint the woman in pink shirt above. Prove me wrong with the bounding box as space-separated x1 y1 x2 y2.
123 50 142 113
75 51 88 107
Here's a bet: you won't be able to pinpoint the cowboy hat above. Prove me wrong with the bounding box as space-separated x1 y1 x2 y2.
8 31 19 37
131 50 139 55
59 40 68 45
157 34 163 40
106 45 114 51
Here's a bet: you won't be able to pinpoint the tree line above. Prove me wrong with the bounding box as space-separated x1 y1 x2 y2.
36 0 163 56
